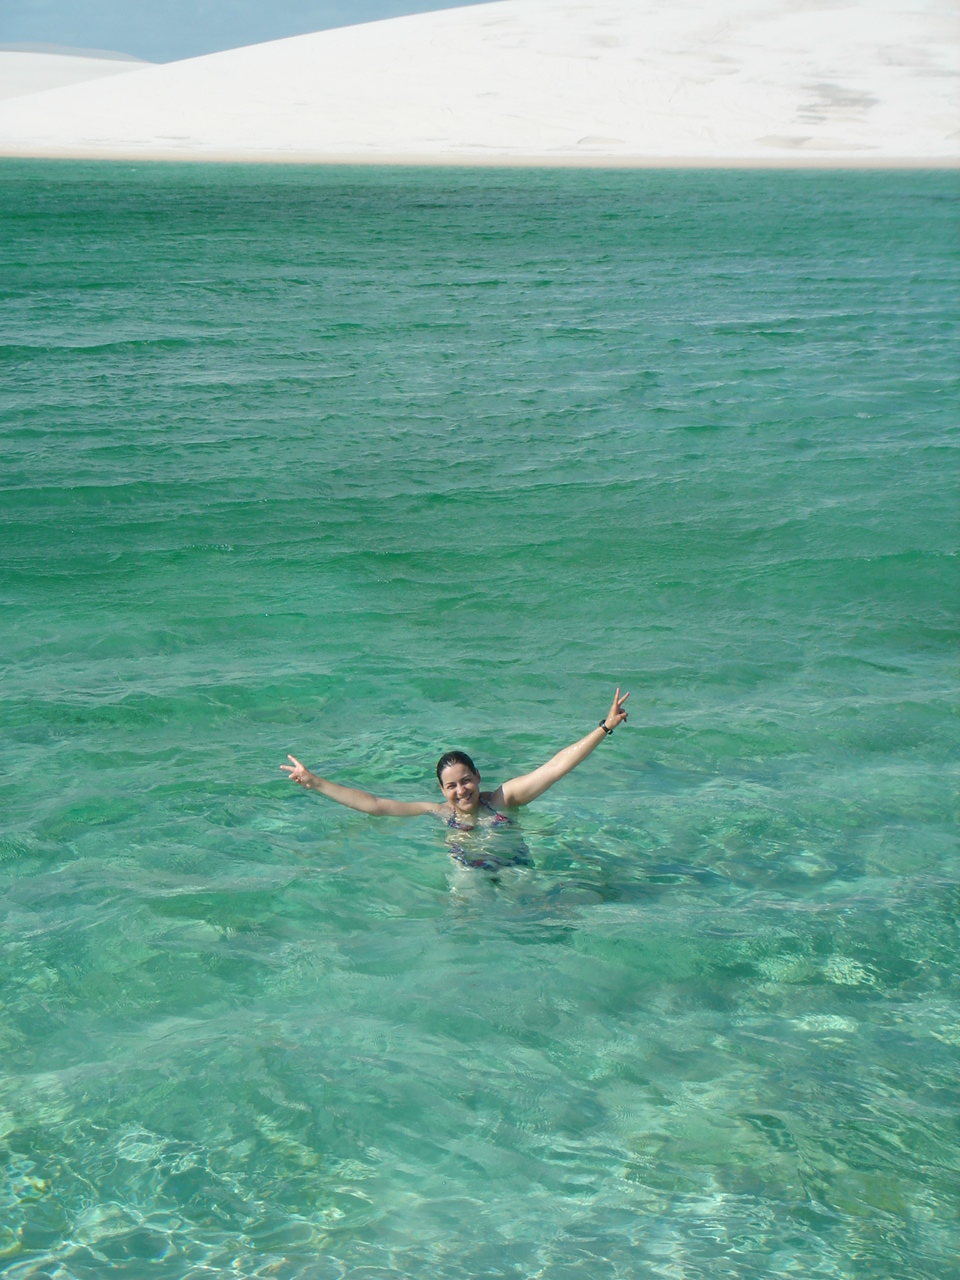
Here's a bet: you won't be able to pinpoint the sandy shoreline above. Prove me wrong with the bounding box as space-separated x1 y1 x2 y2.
0 0 956 167
1 148 953 169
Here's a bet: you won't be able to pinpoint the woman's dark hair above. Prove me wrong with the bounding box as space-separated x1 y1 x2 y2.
436 750 479 782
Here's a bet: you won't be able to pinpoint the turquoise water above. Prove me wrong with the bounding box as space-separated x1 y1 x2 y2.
1 164 958 1278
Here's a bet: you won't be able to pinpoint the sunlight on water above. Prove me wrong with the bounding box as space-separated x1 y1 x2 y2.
0 164 958 1278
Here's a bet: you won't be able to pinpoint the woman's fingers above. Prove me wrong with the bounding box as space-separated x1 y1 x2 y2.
607 688 630 725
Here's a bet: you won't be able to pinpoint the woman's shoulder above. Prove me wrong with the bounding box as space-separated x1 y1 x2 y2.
480 786 508 809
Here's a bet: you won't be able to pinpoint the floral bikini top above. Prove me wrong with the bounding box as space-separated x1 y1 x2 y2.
446 798 512 831
446 800 532 872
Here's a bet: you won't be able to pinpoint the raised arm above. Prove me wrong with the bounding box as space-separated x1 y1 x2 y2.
492 689 629 809
282 756 440 817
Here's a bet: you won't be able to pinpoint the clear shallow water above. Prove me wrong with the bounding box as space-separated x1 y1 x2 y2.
0 163 958 1279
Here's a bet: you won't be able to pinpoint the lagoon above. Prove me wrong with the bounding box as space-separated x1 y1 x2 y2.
0 164 958 1278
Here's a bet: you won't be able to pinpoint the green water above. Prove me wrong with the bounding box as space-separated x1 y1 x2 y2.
1 164 958 1279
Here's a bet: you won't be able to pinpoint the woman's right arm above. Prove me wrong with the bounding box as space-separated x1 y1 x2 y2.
282 756 439 817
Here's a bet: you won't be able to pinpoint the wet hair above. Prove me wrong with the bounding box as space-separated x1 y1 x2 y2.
436 750 479 783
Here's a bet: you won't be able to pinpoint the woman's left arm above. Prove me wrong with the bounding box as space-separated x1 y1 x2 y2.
492 688 629 809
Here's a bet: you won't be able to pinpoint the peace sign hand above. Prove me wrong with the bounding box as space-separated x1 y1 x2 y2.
603 687 630 731
282 755 315 788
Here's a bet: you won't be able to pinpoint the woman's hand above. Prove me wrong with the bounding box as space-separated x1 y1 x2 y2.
602 687 630 732
282 755 316 788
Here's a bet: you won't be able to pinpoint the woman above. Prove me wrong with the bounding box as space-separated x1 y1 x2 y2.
282 688 629 829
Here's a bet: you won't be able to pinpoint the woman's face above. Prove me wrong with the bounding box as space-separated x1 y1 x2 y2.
438 762 481 813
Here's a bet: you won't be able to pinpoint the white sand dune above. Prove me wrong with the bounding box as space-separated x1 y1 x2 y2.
0 49 147 103
0 0 956 165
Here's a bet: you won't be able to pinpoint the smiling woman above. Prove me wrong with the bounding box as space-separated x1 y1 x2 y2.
283 687 629 828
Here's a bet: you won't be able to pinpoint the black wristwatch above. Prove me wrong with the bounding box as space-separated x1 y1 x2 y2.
599 719 614 736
